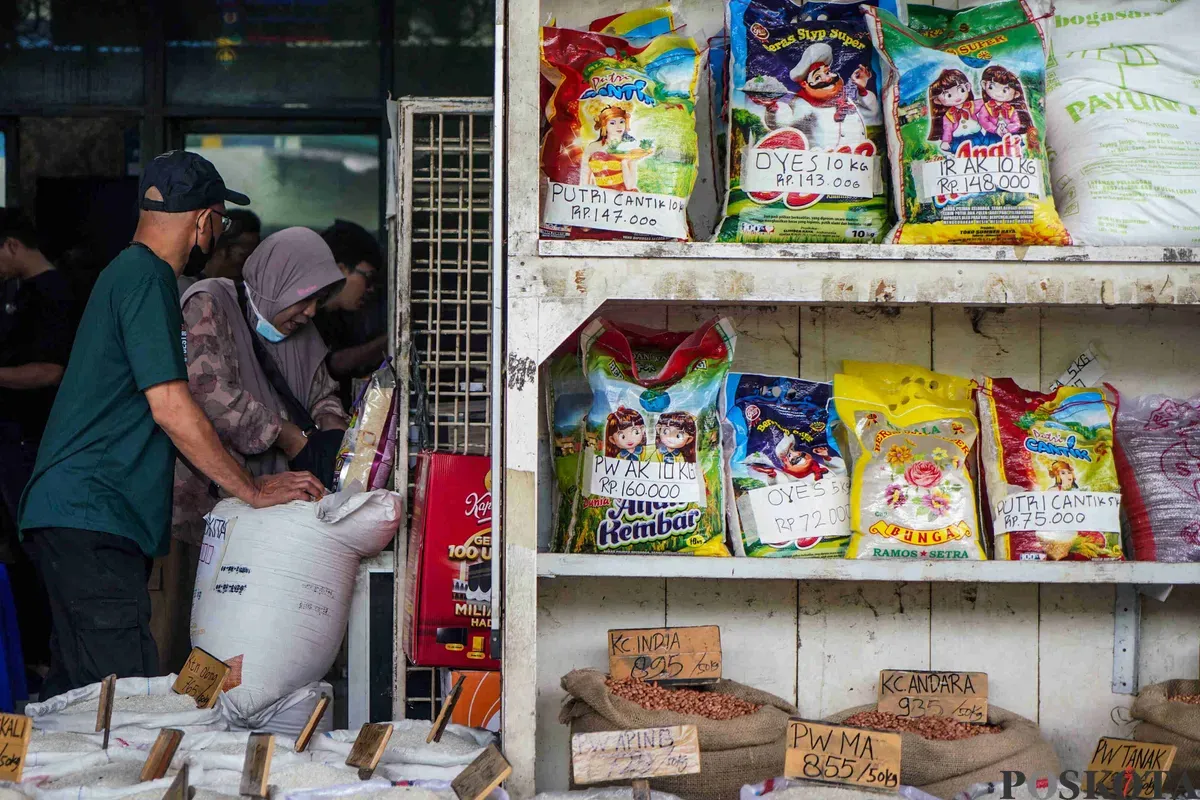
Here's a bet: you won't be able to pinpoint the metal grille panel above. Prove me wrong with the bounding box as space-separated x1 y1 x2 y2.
395 98 495 721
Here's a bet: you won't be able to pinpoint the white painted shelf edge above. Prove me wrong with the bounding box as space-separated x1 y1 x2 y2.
537 553 1200 584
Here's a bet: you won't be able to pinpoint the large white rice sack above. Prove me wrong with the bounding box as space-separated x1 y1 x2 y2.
191 489 401 717
1048 0 1200 245
25 676 223 734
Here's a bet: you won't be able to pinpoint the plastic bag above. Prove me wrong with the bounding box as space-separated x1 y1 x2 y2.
334 363 397 492
709 33 732 210
556 317 736 555
833 363 985 560
540 24 701 240
977 378 1123 561
1114 389 1200 562
723 374 850 557
548 324 688 553
716 0 889 243
864 0 1072 245
1048 0 1200 245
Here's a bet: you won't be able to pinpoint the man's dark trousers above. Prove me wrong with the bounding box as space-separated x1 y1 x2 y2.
24 527 157 698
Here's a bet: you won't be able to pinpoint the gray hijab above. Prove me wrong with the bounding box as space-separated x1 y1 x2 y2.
182 226 345 475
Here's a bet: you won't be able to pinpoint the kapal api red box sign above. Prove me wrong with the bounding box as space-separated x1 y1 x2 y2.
404 452 499 670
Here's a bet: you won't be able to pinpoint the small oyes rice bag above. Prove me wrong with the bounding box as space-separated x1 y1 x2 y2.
863 0 1072 245
547 322 690 553
715 0 890 243
723 374 850 558
540 25 701 241
557 317 737 556
833 363 985 560
978 378 1123 561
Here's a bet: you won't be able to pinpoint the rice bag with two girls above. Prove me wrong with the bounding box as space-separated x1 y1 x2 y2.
556 317 737 556
723 374 851 558
540 19 701 241
863 0 1072 245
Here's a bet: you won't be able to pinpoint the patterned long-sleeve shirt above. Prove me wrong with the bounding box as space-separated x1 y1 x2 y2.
171 291 345 544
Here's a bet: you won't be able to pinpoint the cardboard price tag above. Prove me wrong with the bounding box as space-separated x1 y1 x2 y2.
453 744 513 800
172 647 231 709
608 626 722 685
571 725 701 785
0 713 31 782
785 719 901 791
429 674 467 744
346 723 393 779
240 732 275 798
139 728 185 781
877 670 988 724
95 673 116 750
1086 737 1177 799
294 694 331 753
163 762 190 800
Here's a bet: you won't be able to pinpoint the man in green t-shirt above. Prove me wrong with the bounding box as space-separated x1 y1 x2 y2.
19 151 325 697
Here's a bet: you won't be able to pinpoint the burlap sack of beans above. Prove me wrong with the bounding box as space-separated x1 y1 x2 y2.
1132 680 1200 787
560 669 797 800
826 704 1059 800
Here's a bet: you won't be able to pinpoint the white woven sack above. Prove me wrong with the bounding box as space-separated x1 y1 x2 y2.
1048 0 1200 245
307 720 493 781
282 778 509 800
24 676 223 734
217 681 335 738
191 489 400 717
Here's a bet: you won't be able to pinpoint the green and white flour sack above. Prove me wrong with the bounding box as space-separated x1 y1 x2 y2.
1048 0 1200 245
192 489 401 717
557 317 736 556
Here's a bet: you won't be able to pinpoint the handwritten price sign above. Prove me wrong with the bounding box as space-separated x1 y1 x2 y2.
878 670 988 724
608 626 721 685
785 719 901 791
571 726 701 785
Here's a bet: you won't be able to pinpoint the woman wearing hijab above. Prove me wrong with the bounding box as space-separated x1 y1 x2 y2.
157 228 348 670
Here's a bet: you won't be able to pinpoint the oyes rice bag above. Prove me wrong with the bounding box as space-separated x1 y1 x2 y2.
833 363 986 560
556 317 736 556
541 23 701 241
978 378 1123 561
716 0 890 243
723 374 850 558
864 0 1072 245
547 323 689 553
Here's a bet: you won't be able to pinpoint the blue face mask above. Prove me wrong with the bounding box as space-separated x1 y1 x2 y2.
248 294 288 343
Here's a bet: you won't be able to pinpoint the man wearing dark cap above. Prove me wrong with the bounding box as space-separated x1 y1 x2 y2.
19 151 325 696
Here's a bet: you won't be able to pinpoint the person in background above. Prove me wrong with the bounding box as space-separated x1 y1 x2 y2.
176 208 261 294
19 151 324 696
0 209 71 704
316 220 388 408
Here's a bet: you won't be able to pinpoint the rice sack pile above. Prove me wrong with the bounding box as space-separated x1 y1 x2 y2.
864 0 1072 245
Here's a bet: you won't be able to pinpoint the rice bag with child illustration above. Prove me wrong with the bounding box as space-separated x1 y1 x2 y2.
863 0 1072 244
547 323 690 552
833 363 986 560
715 0 890 243
540 23 701 241
555 317 736 556
723 374 850 557
978 378 1123 561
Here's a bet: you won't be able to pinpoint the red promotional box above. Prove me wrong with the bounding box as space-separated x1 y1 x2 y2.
404 453 500 670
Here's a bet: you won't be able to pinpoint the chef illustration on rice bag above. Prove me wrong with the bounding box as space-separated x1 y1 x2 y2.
760 43 881 147
580 106 653 192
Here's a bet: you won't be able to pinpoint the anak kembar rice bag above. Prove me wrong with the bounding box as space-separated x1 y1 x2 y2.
556 317 737 556
723 374 851 557
863 0 1072 245
1048 0 1200 245
715 0 891 243
540 21 701 241
978 378 1123 561
833 363 986 560
547 323 690 553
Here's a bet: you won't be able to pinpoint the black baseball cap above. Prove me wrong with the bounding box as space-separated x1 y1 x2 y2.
138 150 250 213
